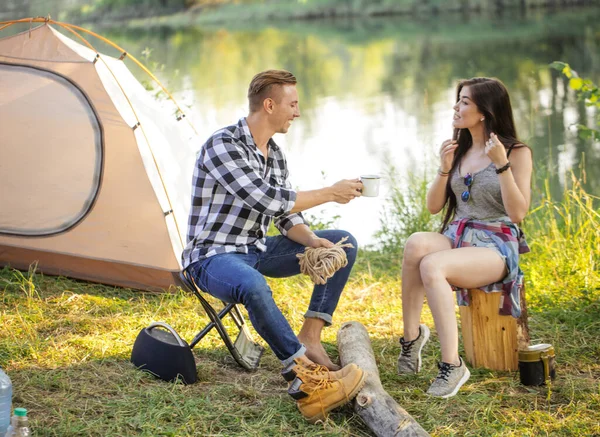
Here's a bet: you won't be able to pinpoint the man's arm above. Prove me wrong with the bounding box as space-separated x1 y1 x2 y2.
285 223 335 248
204 135 362 220
290 179 363 213
275 178 363 237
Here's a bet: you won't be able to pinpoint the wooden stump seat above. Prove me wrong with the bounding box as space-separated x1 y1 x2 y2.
459 288 524 371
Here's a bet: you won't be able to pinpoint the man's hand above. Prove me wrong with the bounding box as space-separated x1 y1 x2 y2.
291 178 363 213
285 225 335 248
329 178 363 204
307 235 334 249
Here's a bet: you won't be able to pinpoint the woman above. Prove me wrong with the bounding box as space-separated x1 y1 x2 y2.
397 77 532 398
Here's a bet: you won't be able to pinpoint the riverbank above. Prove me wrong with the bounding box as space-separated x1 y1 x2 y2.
65 0 600 27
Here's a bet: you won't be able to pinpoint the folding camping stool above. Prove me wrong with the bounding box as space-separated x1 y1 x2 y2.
179 270 264 371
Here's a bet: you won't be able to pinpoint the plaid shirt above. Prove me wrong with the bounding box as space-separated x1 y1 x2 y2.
181 117 306 269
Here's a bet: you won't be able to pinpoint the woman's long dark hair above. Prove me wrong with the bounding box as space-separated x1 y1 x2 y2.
440 77 525 231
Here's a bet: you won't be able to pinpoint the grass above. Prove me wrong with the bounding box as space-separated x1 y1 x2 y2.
1 176 599 436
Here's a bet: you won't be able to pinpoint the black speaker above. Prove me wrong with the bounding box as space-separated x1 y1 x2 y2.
131 322 197 385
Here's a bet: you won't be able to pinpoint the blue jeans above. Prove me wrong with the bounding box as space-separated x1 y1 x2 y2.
186 229 358 366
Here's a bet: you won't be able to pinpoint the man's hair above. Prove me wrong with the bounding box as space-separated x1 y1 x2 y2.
247 70 297 113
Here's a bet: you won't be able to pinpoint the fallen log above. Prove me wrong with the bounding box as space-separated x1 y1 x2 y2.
337 321 430 437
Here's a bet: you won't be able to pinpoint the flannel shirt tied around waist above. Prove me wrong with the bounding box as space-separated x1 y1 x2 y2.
444 217 530 318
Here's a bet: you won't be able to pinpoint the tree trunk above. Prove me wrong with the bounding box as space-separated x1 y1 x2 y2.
460 289 520 370
337 321 430 437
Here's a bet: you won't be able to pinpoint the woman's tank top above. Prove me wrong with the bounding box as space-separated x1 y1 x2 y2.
450 162 508 220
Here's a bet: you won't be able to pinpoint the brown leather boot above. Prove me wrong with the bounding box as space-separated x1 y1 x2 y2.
281 355 358 383
287 360 366 424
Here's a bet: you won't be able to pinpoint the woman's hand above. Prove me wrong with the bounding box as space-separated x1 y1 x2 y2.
485 133 509 166
440 139 458 172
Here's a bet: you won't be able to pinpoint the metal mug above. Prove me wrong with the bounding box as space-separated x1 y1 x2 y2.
518 343 556 386
360 175 381 197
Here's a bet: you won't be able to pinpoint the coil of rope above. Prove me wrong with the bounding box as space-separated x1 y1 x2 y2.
297 236 354 285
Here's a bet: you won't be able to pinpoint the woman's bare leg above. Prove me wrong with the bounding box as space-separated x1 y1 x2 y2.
419 247 507 365
401 232 453 341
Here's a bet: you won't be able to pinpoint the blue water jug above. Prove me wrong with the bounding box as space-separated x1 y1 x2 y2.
0 367 12 435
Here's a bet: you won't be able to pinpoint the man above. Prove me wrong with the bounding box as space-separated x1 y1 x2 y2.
182 70 365 423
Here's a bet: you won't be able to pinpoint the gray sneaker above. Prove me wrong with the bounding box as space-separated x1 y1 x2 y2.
426 357 471 398
398 324 431 374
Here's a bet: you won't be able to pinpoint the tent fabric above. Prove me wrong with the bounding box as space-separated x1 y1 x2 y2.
0 24 196 291
0 64 102 235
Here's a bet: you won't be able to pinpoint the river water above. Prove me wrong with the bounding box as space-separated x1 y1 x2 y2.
2 2 599 245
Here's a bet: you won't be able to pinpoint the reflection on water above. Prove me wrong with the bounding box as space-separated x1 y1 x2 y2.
0 0 92 21
1 5 599 244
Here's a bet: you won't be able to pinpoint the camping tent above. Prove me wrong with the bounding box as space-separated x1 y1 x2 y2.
0 19 197 291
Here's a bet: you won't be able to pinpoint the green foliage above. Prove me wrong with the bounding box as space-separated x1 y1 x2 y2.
0 13 598 436
139 46 168 97
1 173 600 435
375 168 441 255
183 0 536 20
96 0 186 9
2 180 600 435
67 0 187 22
550 61 600 142
304 212 341 231
522 174 600 314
